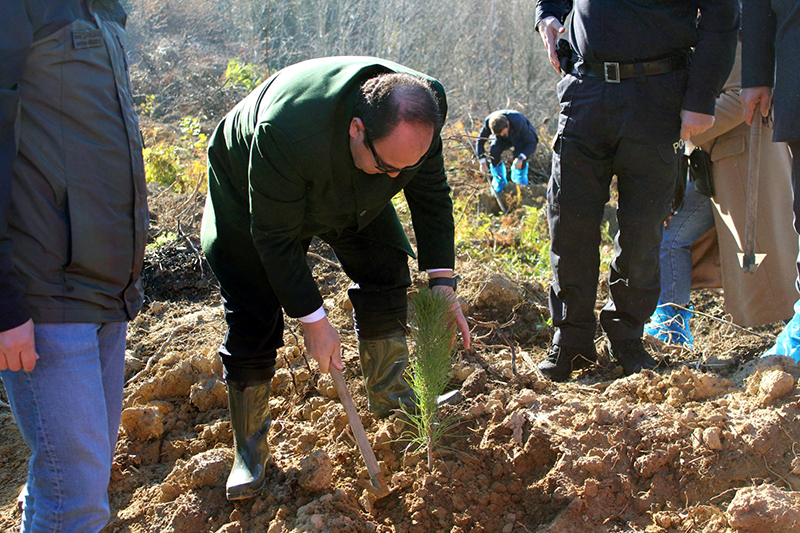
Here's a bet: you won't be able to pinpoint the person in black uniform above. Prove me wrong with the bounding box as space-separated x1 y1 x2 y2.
476 110 539 192
534 0 740 381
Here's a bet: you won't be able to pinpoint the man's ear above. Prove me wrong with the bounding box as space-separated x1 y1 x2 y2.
349 117 363 139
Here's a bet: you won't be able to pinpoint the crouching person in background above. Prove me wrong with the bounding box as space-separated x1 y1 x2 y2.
476 110 539 193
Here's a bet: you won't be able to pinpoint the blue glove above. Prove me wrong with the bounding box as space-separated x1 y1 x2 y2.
490 163 507 194
511 161 529 186
763 298 800 363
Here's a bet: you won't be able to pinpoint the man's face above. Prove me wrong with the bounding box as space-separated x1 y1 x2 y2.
349 118 433 178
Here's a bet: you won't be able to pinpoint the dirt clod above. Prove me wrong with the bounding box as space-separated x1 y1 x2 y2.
727 483 800 533
298 449 334 492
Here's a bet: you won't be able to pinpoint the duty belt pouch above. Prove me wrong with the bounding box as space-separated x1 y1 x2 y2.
672 154 690 214
688 149 714 198
556 39 575 75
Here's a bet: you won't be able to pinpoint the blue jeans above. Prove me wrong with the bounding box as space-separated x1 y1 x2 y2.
1 322 127 533
658 180 716 305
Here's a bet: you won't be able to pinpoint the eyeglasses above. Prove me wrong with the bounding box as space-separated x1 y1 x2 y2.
362 126 427 174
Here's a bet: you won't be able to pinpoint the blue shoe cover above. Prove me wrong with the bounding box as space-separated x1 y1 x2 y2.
511 162 529 186
490 163 507 194
763 299 800 363
644 304 694 347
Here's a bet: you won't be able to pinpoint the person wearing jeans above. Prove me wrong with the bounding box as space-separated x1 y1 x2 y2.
646 43 797 347
646 181 715 347
0 2 147 531
2 323 128 531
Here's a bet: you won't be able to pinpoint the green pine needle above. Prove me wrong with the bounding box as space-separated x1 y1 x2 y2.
402 288 461 468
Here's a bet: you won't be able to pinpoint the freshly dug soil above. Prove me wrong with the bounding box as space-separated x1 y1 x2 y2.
1 185 799 533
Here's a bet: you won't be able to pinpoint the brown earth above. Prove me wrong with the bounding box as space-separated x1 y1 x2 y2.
2 178 800 533
3 3 799 530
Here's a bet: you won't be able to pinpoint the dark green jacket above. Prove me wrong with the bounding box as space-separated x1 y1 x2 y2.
0 0 147 331
201 56 455 319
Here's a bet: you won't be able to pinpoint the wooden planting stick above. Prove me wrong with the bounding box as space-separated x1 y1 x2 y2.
330 365 387 495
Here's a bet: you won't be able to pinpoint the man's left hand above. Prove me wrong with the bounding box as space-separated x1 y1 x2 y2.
680 110 715 141
431 285 471 350
741 87 772 126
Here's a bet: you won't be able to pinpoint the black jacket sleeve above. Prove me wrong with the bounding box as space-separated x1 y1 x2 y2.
683 0 740 115
741 0 776 89
509 113 538 159
475 119 491 160
0 3 33 332
535 0 572 31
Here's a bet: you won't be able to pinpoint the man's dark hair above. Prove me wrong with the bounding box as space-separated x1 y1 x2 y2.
355 73 442 141
489 113 509 135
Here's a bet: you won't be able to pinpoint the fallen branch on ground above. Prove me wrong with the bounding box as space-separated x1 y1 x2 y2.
306 252 341 269
125 325 194 385
665 302 771 340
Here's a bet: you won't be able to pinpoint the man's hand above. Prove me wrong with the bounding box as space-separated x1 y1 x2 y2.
479 160 489 176
741 87 772 126
302 317 342 373
431 285 471 350
537 16 565 75
514 157 525 170
0 319 38 372
680 110 715 141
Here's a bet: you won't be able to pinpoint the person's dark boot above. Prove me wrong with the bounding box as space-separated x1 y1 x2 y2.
226 380 272 500
358 335 460 418
538 344 597 382
610 338 658 375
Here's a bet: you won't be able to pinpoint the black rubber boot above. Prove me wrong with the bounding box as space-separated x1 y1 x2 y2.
358 335 460 418
538 344 597 382
226 380 272 500
610 338 658 375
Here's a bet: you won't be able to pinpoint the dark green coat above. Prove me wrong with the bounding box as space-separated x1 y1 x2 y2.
201 56 455 319
0 0 147 331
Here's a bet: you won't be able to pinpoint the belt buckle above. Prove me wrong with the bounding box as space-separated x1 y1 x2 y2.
604 62 621 83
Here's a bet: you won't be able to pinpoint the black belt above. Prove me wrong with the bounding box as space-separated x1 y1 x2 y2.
574 52 690 83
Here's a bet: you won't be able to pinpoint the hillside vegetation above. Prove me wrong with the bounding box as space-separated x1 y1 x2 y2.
1 2 799 532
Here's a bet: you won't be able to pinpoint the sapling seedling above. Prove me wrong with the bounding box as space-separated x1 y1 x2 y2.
401 288 461 469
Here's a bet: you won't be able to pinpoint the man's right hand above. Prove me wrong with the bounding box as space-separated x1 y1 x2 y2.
0 319 38 372
741 87 772 126
537 16 565 75
680 110 715 142
301 317 342 374
479 160 489 176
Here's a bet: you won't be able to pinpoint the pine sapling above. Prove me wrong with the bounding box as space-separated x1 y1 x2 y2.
402 288 460 469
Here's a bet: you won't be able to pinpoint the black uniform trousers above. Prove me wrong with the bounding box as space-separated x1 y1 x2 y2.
548 69 687 347
218 208 412 384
